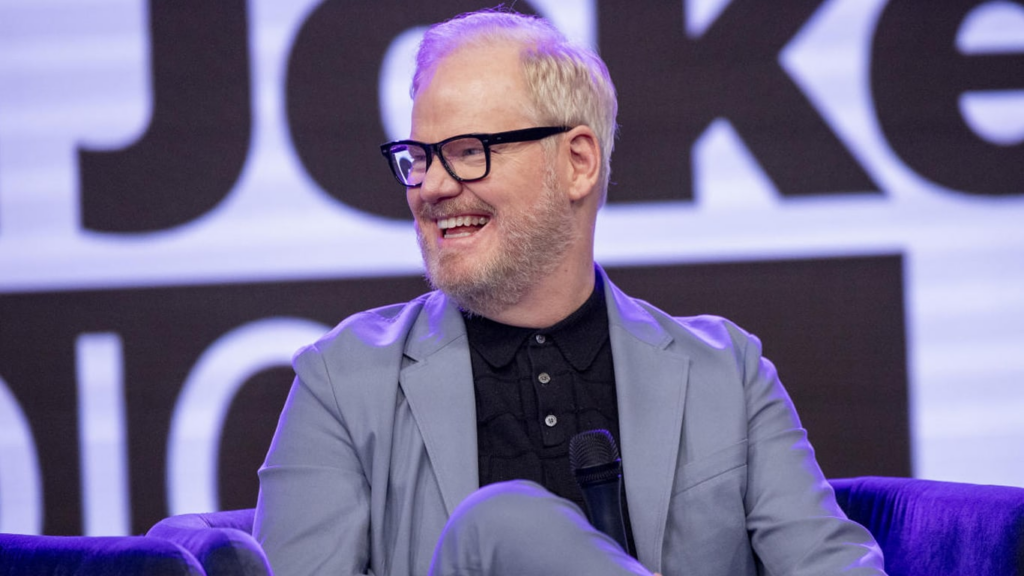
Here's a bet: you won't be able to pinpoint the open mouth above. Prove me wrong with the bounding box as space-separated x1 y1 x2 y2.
438 215 490 239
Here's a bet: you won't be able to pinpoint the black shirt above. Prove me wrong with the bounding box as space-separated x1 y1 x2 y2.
464 279 621 511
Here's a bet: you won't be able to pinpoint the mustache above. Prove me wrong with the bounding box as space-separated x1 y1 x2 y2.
417 198 496 221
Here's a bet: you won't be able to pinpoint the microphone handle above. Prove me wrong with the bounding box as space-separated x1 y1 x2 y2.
579 477 629 552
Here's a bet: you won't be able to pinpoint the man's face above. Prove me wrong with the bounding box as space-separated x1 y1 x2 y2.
407 43 575 316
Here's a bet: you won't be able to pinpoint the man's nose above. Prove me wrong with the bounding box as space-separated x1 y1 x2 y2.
417 158 461 203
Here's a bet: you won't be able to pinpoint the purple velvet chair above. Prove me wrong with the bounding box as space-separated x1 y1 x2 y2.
5 476 1024 575
0 533 204 575
830 476 1024 576
145 508 271 576
0 510 266 576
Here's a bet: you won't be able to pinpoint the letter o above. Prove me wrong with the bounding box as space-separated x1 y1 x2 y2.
167 317 329 514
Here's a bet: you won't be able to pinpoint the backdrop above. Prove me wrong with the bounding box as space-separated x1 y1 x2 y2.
1 0 1022 536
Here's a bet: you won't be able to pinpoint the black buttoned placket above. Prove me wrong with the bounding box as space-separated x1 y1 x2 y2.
529 331 574 447
464 272 622 514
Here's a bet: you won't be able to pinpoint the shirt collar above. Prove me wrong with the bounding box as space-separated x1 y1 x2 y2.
463 278 608 371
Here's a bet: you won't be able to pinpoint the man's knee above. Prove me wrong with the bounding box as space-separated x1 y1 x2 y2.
446 480 586 539
432 481 647 576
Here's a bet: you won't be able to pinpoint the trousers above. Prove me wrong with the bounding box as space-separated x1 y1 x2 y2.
428 480 652 576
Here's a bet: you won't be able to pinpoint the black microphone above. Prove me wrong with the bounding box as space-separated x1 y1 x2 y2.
569 429 629 553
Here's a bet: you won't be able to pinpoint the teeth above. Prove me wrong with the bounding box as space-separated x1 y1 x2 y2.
438 216 490 230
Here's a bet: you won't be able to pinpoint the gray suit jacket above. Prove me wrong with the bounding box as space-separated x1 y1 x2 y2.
254 271 885 575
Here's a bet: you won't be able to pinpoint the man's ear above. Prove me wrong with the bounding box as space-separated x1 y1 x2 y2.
564 126 601 203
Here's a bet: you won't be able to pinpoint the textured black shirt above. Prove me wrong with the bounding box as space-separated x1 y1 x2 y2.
464 279 621 511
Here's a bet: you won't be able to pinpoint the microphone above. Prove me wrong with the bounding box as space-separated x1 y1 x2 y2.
569 429 630 553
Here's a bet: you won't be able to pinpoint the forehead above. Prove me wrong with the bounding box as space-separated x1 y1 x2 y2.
411 42 534 140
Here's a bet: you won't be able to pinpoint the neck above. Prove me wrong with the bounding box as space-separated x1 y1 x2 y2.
466 257 596 328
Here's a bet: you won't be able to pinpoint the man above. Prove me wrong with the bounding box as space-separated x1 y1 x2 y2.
254 9 886 576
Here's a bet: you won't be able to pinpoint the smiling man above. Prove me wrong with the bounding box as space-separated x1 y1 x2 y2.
404 38 600 328
254 9 887 576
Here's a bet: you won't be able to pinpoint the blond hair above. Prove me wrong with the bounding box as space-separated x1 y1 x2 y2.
412 10 618 203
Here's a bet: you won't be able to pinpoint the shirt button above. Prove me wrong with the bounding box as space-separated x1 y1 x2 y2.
538 372 551 384
544 414 558 427
535 334 547 344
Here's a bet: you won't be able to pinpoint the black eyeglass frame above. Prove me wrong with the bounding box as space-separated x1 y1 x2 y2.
379 126 571 187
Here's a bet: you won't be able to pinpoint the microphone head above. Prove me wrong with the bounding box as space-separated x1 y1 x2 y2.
569 429 620 472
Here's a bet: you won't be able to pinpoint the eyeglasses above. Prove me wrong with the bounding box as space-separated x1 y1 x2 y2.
380 126 571 187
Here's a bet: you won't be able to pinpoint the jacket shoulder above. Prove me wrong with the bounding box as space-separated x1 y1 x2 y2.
629 296 760 357
295 292 434 361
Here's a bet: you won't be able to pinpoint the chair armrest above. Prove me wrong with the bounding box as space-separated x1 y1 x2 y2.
0 533 204 575
147 510 271 576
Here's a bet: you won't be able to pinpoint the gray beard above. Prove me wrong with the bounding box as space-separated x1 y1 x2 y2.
418 173 575 319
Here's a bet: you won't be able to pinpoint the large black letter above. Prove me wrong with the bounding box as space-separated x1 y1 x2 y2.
598 1 879 203
286 1 537 220
872 0 1024 195
77 1 251 232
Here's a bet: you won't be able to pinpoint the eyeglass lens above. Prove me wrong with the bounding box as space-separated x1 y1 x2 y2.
389 136 488 186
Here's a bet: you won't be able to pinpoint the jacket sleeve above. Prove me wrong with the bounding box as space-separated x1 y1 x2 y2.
254 344 375 576
738 329 887 575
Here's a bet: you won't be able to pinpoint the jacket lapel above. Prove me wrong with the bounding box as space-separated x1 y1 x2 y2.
605 274 690 571
399 293 480 516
